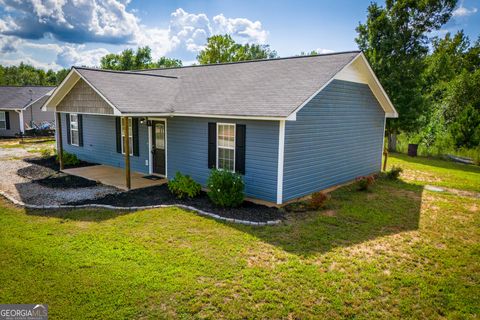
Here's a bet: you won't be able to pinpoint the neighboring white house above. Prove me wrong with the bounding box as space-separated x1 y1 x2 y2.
0 86 55 137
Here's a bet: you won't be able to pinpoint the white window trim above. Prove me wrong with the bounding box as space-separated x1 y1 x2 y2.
121 117 133 156
69 113 79 146
216 123 236 172
0 111 6 130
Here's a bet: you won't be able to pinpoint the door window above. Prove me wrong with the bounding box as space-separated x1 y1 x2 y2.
155 123 165 149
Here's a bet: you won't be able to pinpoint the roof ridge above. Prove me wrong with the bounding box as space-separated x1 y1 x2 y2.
134 50 361 72
73 67 178 79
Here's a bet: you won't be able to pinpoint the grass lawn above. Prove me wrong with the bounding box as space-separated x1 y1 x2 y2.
0 156 479 318
0 137 55 153
388 152 480 193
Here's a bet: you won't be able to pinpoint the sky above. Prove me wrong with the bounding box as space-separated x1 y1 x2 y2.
0 0 479 71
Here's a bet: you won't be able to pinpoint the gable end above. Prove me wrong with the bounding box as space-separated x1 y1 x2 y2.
56 78 114 115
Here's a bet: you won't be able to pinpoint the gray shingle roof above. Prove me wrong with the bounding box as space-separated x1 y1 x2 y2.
74 51 360 117
0 86 54 110
75 68 180 114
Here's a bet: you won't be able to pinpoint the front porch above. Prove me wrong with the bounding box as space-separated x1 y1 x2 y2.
63 165 166 191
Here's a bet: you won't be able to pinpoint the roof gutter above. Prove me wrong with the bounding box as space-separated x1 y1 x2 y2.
122 112 289 121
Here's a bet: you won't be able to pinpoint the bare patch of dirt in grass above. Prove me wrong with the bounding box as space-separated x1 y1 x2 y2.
342 231 420 263
321 210 337 217
401 169 442 184
467 204 478 212
443 187 480 199
245 245 288 269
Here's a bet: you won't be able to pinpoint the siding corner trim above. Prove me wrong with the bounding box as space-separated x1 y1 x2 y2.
276 120 285 204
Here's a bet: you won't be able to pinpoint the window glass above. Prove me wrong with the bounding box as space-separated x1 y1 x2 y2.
121 118 133 155
217 124 235 171
0 112 5 130
155 123 165 149
69 114 79 146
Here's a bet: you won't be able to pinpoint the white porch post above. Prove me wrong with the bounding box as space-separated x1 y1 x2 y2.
18 110 25 134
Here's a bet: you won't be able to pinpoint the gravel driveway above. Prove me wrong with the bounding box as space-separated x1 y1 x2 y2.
0 146 118 206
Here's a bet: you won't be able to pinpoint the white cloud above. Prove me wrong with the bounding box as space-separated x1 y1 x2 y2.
315 48 335 54
0 0 140 44
0 55 63 70
0 3 269 68
168 8 268 53
56 45 111 67
452 4 478 17
212 14 267 44
135 27 172 58
0 35 20 53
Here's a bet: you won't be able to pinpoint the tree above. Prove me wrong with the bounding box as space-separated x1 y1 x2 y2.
100 46 182 70
356 0 457 151
155 57 182 68
0 63 67 86
419 32 480 150
443 69 480 148
197 34 277 64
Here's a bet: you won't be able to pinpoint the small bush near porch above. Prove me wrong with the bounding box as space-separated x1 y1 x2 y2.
0 154 478 319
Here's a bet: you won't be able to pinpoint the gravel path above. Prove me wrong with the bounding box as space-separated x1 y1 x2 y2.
0 147 32 160
0 147 118 205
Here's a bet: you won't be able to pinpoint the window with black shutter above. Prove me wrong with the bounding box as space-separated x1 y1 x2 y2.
115 117 122 153
208 122 216 168
66 113 71 145
235 124 246 174
208 122 246 174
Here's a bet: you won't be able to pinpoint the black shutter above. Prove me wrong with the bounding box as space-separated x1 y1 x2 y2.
115 117 122 153
235 124 246 174
208 122 216 169
66 114 71 145
132 118 139 156
5 111 10 130
78 114 83 147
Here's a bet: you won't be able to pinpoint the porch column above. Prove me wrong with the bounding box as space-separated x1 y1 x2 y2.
56 112 64 170
123 116 131 190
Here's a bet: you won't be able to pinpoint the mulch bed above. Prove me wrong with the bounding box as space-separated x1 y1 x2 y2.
24 156 96 171
70 184 285 223
35 173 99 189
21 156 100 189
17 164 56 181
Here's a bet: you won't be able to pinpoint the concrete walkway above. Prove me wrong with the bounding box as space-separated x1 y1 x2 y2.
63 165 167 190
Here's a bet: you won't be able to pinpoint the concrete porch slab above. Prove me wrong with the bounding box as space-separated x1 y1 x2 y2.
63 165 166 191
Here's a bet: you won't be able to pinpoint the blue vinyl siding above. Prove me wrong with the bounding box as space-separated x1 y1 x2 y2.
167 117 279 203
60 114 150 174
282 80 385 202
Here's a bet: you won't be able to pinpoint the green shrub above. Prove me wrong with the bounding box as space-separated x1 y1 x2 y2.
40 148 52 158
207 169 244 207
387 166 403 180
307 192 330 210
168 171 202 199
356 175 375 191
56 151 80 166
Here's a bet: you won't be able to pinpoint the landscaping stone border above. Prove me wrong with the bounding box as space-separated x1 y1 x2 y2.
0 190 281 226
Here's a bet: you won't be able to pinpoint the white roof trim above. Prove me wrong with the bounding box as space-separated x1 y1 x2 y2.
42 68 122 116
124 112 286 121
288 52 398 119
42 70 79 112
357 52 398 118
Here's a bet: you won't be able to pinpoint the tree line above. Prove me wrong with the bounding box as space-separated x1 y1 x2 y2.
1 0 478 157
